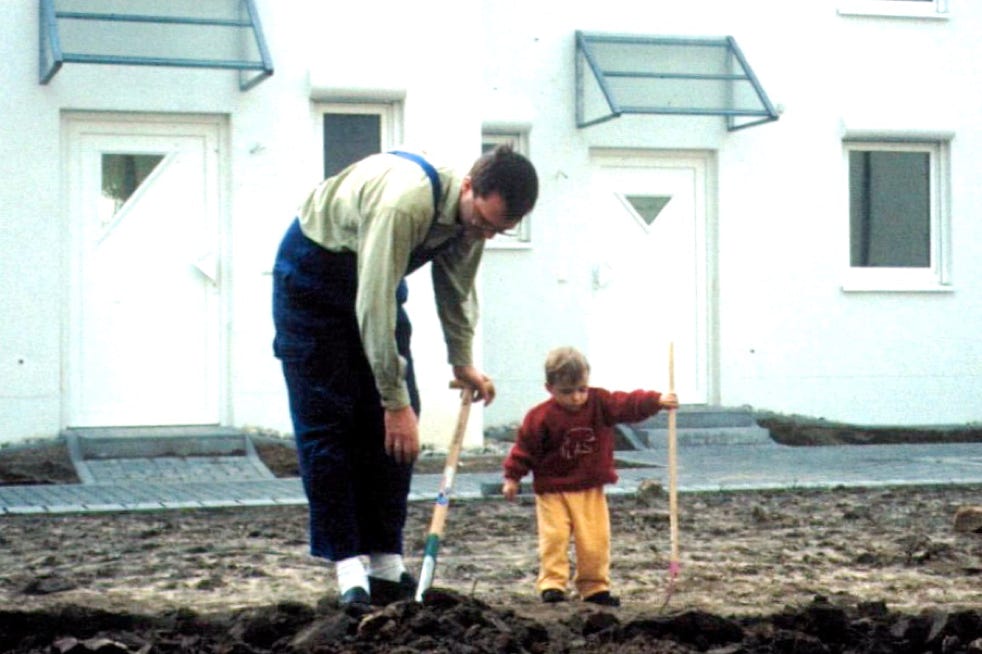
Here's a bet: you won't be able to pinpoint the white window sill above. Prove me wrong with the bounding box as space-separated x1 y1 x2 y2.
841 270 953 293
842 283 953 294
838 2 950 20
485 239 532 251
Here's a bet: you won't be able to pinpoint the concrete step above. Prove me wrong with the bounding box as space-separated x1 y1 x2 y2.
635 425 774 448
62 427 275 485
63 426 248 458
621 406 774 449
637 405 759 429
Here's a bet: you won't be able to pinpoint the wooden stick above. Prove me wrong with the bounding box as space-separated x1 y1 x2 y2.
667 343 680 570
415 381 474 601
661 342 681 611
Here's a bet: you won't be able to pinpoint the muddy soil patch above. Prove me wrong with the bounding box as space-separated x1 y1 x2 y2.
1 485 980 652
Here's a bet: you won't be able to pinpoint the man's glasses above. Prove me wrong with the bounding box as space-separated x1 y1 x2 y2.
470 205 517 237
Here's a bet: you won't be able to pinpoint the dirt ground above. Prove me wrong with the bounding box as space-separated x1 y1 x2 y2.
1 427 981 653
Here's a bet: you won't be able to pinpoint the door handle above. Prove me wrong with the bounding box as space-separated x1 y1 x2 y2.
592 262 613 290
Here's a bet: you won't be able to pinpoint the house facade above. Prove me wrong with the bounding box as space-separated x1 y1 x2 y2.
1 0 979 448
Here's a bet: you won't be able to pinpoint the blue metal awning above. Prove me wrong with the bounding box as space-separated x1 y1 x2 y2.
575 31 778 131
39 0 273 91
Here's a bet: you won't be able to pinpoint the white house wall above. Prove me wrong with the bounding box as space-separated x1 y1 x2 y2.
481 0 982 428
1 1 980 446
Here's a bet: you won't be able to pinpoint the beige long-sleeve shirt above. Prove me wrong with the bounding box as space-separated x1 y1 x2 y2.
297 152 484 410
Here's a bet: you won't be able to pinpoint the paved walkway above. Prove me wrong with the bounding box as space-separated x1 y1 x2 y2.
1 439 980 515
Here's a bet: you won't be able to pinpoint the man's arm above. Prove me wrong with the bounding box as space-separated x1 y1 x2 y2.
356 206 429 465
355 207 426 410
431 238 485 378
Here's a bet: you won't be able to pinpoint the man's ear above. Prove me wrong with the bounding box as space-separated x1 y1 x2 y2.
460 175 472 193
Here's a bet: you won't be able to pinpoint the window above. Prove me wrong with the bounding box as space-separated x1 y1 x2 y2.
315 103 400 179
323 114 380 178
100 153 164 227
838 0 949 19
622 195 672 229
844 140 950 291
482 129 532 246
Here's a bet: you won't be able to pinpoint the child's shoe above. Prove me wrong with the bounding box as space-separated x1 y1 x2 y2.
541 589 567 603
583 591 621 607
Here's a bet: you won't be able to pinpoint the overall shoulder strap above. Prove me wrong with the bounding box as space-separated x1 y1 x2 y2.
388 150 442 218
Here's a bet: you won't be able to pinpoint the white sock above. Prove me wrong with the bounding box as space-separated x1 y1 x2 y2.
335 556 368 593
368 553 406 582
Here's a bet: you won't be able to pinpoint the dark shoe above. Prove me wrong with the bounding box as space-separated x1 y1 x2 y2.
541 589 567 603
369 572 416 605
584 591 621 607
339 586 370 607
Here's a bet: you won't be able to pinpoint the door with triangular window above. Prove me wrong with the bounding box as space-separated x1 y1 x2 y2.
66 115 223 426
587 151 711 403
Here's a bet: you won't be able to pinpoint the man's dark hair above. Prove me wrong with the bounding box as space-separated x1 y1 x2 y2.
468 145 539 220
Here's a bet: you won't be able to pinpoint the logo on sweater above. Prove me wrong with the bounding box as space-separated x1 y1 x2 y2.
560 427 596 460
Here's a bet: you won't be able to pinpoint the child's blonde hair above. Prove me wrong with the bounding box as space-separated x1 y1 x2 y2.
544 346 590 387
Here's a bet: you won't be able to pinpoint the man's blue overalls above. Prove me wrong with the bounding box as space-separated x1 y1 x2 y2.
272 151 441 561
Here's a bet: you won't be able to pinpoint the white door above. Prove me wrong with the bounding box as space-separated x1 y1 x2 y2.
587 151 711 403
66 116 223 426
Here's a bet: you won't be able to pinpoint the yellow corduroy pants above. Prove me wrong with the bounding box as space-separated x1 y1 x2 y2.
534 486 610 599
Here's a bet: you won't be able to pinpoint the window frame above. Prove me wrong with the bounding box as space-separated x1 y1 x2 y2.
481 128 533 248
842 138 951 293
837 0 949 19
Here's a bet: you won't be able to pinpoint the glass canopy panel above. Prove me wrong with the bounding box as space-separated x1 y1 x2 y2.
605 78 766 114
575 32 778 131
40 0 273 90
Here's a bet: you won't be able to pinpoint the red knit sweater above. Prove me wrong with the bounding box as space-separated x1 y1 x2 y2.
503 388 663 494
